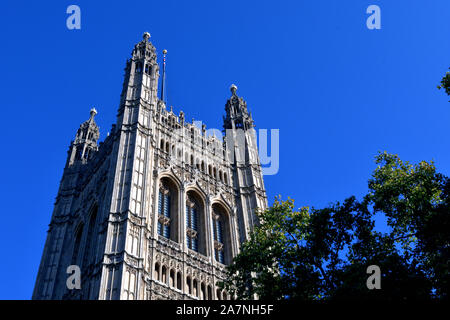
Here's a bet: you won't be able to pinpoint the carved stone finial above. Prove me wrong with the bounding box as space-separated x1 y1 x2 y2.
89 107 97 120
230 84 237 95
143 32 151 41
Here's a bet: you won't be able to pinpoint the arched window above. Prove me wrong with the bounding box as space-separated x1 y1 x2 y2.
185 191 206 255
71 224 84 265
144 64 152 75
186 196 199 252
176 272 182 290
157 184 171 239
207 285 212 300
187 277 192 295
82 205 98 268
157 178 179 242
157 177 180 242
154 263 160 281
161 266 167 284
193 279 198 297
135 62 143 73
170 269 175 287
213 215 224 264
201 283 206 300
212 204 231 265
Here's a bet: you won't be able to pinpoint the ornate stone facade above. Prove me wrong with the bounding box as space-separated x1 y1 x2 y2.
32 33 268 300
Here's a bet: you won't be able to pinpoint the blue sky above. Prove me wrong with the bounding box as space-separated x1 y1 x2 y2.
0 1 449 299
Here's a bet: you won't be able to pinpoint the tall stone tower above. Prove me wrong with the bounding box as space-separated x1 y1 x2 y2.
32 33 268 300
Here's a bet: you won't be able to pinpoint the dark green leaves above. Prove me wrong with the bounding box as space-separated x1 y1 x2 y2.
222 152 449 300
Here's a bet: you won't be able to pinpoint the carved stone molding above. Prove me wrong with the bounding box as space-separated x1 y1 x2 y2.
158 215 171 226
186 228 198 239
214 240 224 251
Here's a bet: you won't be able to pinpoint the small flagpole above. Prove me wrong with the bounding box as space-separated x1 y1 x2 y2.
160 49 167 102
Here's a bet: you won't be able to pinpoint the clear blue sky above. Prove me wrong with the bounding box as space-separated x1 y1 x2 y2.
0 1 449 299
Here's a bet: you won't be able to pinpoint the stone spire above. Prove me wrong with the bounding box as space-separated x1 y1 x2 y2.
223 84 254 131
117 33 160 123
67 108 100 166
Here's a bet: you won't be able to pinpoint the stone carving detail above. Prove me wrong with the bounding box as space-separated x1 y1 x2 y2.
125 254 139 268
214 240 224 251
158 215 171 226
186 228 198 239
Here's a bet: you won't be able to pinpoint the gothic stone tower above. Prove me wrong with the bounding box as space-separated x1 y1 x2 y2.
32 33 268 300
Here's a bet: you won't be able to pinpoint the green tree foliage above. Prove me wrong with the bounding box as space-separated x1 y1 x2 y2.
222 152 449 300
438 68 450 98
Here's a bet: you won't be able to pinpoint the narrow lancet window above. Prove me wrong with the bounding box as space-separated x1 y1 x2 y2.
186 196 199 252
213 212 225 264
157 183 171 238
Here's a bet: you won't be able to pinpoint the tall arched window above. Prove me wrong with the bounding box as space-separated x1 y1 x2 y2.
187 277 192 295
212 204 231 265
176 272 182 290
157 178 179 242
185 195 199 252
207 285 212 300
213 214 225 264
201 283 206 300
135 62 143 73
186 191 206 255
170 269 175 287
161 265 167 284
158 184 171 238
193 279 198 297
71 224 84 265
154 263 160 281
82 205 98 268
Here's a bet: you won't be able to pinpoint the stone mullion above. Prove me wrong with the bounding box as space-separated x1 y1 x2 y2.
205 199 214 262
152 174 160 239
229 210 239 257
180 184 187 296
139 128 153 299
